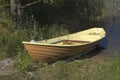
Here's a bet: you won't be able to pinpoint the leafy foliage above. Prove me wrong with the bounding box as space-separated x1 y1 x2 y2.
21 0 107 27
15 52 34 70
0 0 9 9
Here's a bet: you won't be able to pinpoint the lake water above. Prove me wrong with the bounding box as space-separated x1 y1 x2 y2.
90 16 120 60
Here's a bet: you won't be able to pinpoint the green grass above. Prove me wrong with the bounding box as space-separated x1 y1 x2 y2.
0 57 120 80
0 23 70 59
0 21 70 70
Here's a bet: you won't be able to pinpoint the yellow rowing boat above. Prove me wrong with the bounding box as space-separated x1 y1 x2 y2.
22 27 106 62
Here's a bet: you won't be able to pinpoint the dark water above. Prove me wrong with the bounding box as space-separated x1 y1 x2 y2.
103 18 120 55
90 17 120 60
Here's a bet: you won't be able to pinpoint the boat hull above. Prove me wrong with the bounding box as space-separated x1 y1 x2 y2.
23 28 106 62
24 41 99 62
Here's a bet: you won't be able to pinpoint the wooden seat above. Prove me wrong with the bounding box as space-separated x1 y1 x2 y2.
51 40 90 45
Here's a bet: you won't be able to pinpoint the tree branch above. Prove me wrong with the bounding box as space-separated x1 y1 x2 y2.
21 0 42 9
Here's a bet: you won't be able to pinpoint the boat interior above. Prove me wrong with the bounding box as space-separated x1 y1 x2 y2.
51 40 91 45
23 28 106 46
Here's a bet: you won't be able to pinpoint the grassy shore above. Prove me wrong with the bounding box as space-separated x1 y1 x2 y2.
0 56 120 80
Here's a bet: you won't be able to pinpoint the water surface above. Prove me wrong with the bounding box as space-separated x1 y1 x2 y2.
91 17 120 60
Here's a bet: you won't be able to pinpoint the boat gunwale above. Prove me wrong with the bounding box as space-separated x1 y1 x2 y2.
22 28 106 47
22 39 101 47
